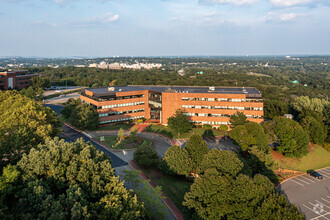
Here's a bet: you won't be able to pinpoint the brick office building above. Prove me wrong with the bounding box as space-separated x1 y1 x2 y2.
0 70 38 90
80 85 264 127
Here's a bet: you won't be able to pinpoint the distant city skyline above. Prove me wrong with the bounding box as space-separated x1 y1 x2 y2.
1 0 329 57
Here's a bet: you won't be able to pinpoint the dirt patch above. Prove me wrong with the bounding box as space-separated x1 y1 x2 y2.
271 150 285 160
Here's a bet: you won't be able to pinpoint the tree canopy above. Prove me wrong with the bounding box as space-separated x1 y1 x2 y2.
0 90 61 165
185 135 209 172
167 109 193 137
264 116 309 158
61 98 99 130
301 116 327 145
229 111 247 128
230 122 269 152
0 138 144 219
163 145 193 177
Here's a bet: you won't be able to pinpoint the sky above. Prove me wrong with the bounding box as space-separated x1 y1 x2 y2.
0 0 329 57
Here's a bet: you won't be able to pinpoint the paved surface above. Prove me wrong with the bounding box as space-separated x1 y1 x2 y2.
278 167 330 220
176 136 240 152
45 92 80 104
45 104 128 168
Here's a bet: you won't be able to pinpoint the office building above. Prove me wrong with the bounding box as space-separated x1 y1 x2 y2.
0 70 38 90
80 85 264 127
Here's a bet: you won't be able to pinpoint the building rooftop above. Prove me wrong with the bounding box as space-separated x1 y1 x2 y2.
85 85 262 97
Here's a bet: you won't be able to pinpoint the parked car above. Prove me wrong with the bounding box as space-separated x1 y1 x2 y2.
307 170 323 179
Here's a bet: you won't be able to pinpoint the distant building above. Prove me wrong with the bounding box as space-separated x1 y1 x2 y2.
80 85 264 127
0 70 38 90
284 114 294 119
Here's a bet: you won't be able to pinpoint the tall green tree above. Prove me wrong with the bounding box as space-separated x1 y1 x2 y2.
0 90 61 165
163 145 193 176
185 135 209 172
230 122 269 152
0 138 144 219
199 149 243 178
265 116 309 158
167 109 193 137
229 111 247 128
301 116 326 145
133 144 159 168
183 171 303 220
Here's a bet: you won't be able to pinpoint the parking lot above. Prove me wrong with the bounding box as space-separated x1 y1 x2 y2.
279 167 330 220
175 136 240 152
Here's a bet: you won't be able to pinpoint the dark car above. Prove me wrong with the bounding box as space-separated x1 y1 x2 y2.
307 170 323 179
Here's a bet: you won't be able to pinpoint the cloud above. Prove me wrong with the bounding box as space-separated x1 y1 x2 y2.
269 0 320 7
70 12 119 28
199 0 260 6
263 12 305 22
32 21 61 27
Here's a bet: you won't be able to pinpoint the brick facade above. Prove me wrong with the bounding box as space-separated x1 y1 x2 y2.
80 86 264 127
0 70 38 90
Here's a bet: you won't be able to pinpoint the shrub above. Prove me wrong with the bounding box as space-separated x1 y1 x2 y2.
324 143 330 152
203 124 212 129
196 125 203 128
133 143 159 168
219 125 228 131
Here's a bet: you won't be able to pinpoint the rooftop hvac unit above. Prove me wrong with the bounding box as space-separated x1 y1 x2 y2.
108 87 115 92
209 87 215 91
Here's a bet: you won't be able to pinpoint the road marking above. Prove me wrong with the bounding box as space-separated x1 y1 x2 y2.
293 177 311 185
300 175 316 183
317 171 330 178
310 212 330 220
316 200 330 209
321 198 330 204
289 178 305 186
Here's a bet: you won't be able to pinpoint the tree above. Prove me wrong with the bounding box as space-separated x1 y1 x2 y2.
122 169 167 219
183 171 303 220
133 144 159 168
61 99 99 130
163 145 193 176
0 91 61 165
0 138 144 219
229 111 247 128
185 135 209 172
267 117 309 158
301 116 326 145
117 128 126 142
292 96 329 115
129 126 138 142
167 109 193 137
25 86 36 99
199 149 243 178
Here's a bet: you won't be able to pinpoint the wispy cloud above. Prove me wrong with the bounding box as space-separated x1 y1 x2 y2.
70 12 119 28
32 21 61 27
269 0 320 7
199 0 260 6
263 11 305 22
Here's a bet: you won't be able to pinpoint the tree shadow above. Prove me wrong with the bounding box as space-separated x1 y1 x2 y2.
202 129 215 138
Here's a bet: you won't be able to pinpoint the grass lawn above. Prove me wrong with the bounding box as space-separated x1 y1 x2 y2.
273 145 330 172
145 124 226 139
99 136 150 150
93 124 132 131
143 169 193 219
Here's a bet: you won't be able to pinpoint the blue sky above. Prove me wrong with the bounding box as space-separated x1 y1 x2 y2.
0 0 329 57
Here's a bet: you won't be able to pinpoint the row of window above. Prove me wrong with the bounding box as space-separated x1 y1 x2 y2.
192 121 229 125
99 109 144 117
182 105 263 111
182 97 263 103
184 112 262 119
101 101 145 109
100 116 144 124
81 93 145 102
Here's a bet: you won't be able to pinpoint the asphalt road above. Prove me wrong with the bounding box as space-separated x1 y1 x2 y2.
278 167 330 220
45 104 128 168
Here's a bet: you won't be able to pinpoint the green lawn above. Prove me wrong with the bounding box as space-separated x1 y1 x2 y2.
144 171 193 219
99 136 150 150
274 145 330 172
93 124 132 131
145 124 226 139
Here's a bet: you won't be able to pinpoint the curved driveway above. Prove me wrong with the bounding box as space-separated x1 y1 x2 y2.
278 167 330 220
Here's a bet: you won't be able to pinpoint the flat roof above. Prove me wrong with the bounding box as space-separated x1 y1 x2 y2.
85 85 261 96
